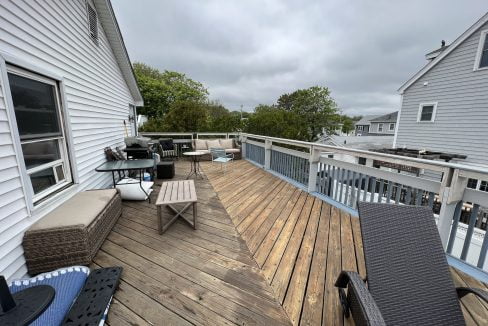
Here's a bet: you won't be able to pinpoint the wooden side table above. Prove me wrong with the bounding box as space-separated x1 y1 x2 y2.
156 180 197 234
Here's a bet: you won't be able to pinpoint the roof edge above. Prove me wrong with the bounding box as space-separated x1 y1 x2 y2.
398 12 488 94
93 0 143 105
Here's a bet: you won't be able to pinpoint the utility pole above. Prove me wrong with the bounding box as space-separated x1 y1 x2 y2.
240 104 243 120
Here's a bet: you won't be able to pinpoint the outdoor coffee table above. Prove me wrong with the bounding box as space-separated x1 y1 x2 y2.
156 180 197 234
183 151 204 179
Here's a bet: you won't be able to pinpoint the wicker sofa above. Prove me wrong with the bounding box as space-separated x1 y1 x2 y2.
22 189 122 275
192 138 241 160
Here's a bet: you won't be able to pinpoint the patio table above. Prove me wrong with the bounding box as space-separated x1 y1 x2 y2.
183 151 204 179
95 159 155 202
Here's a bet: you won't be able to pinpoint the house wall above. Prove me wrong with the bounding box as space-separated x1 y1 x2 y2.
369 122 396 135
395 21 488 167
0 0 136 280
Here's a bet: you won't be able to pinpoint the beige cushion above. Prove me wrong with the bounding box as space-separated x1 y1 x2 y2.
225 148 240 153
30 189 117 230
194 139 207 150
196 149 210 154
220 139 234 149
206 139 221 149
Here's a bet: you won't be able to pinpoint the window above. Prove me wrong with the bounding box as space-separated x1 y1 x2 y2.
467 178 478 189
7 66 72 202
475 30 488 69
357 125 363 131
378 123 383 132
87 2 98 44
417 103 437 122
389 123 395 131
480 181 488 192
358 157 367 165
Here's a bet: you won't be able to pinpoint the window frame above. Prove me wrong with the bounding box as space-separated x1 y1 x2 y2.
474 29 488 71
357 125 363 131
389 123 395 131
417 102 438 123
7 65 73 204
378 123 383 132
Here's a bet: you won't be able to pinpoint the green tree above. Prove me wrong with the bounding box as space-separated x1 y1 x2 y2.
276 86 338 141
133 63 208 118
245 105 304 139
160 100 209 131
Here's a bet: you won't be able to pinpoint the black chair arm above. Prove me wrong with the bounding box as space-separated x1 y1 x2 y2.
457 287 488 303
335 271 386 326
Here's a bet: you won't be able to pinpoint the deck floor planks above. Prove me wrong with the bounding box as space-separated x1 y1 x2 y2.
282 197 322 324
300 204 331 326
99 159 487 325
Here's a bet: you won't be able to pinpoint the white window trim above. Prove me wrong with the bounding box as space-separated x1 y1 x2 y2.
6 65 73 205
474 29 488 71
389 123 395 131
378 123 383 132
357 125 363 131
417 102 438 122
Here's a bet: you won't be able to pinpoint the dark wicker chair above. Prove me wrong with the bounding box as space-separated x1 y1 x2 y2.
335 202 488 326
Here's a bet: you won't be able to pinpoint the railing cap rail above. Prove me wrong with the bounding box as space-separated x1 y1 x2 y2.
240 133 488 176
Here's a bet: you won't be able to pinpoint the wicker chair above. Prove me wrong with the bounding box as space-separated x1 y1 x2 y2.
335 202 488 326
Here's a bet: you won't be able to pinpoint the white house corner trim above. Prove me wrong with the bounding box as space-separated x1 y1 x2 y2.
392 94 403 149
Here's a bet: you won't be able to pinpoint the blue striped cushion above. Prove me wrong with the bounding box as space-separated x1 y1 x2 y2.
9 266 89 326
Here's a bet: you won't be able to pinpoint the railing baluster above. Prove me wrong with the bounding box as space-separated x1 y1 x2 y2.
334 167 340 201
350 172 357 207
461 204 480 261
338 169 346 203
395 184 402 204
362 176 370 202
427 192 435 208
405 186 412 205
377 179 385 203
477 231 488 269
386 181 392 203
325 164 331 196
354 173 363 209
415 189 423 206
344 170 351 206
369 177 376 202
446 201 463 254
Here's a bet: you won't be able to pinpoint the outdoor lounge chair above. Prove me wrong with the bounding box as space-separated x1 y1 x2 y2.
335 202 488 326
210 148 233 172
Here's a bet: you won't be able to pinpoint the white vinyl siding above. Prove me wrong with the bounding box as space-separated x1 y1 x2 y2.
396 20 488 167
0 0 137 280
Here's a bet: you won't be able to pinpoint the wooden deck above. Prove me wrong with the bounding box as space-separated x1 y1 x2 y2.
95 160 488 325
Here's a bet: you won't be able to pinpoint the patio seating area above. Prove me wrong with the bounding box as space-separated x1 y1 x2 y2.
94 160 488 325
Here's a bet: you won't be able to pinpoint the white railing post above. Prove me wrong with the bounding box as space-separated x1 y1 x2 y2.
308 146 321 192
240 135 247 159
438 168 467 248
264 139 272 170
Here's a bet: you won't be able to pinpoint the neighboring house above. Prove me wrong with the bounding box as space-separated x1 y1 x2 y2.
395 12 488 170
0 0 143 280
355 112 397 136
369 112 398 136
354 115 378 136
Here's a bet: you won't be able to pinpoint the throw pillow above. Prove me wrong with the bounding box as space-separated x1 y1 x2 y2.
194 139 207 150
219 139 234 149
206 139 222 149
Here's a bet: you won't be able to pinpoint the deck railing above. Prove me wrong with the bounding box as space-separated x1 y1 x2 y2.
241 133 488 280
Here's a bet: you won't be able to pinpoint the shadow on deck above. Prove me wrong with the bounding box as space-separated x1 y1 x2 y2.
95 160 488 325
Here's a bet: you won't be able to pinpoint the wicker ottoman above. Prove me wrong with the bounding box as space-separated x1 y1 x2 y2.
22 189 122 275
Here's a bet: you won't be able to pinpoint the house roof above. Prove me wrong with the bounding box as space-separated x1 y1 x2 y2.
370 111 398 123
355 115 380 126
93 0 143 106
398 12 488 94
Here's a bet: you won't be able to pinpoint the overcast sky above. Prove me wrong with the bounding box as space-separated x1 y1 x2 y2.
112 1 487 115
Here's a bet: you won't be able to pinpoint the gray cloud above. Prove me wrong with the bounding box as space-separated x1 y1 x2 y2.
112 0 487 115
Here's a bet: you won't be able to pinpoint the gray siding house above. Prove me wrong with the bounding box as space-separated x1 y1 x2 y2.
355 112 397 136
395 12 488 169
